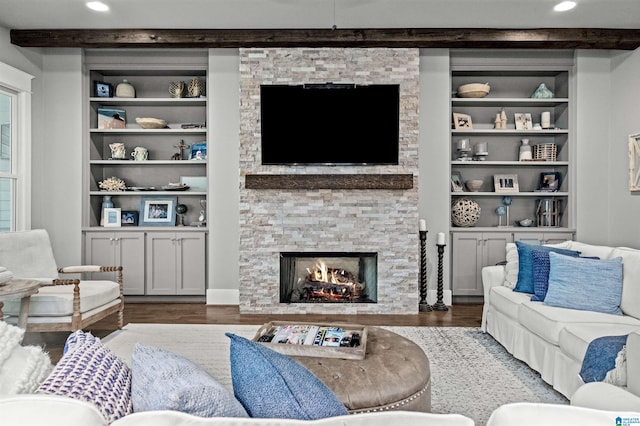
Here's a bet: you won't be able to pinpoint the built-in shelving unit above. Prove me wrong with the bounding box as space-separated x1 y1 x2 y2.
82 50 209 296
449 53 576 298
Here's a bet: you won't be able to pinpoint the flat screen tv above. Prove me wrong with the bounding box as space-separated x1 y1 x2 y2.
260 83 400 166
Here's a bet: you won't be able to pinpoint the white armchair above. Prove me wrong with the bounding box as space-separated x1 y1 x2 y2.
0 229 123 332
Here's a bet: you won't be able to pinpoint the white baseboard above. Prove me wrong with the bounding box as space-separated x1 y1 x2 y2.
206 289 239 305
206 288 452 307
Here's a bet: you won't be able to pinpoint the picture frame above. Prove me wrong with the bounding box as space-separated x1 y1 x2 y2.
190 142 207 160
97 107 126 129
514 113 533 130
180 176 208 192
537 172 562 192
451 171 465 192
93 80 113 98
139 196 177 226
629 132 640 192
103 207 122 227
121 210 139 226
453 113 473 130
493 174 519 193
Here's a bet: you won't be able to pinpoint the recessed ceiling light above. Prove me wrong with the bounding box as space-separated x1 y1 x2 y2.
86 1 109 12
554 1 577 12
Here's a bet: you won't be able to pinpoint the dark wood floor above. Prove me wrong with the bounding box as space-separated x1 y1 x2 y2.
24 302 483 363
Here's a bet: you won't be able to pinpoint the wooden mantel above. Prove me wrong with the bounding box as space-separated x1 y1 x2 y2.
10 28 640 50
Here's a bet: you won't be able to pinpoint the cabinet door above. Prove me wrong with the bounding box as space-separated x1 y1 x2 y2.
483 233 512 267
84 232 145 295
514 232 574 246
452 233 483 296
176 232 206 295
146 232 178 295
114 233 145 295
543 232 574 245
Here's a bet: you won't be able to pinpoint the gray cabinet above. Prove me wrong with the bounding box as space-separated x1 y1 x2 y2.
452 232 512 296
84 231 145 295
146 231 206 295
513 232 574 246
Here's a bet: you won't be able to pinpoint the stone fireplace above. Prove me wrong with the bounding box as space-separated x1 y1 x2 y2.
238 47 420 314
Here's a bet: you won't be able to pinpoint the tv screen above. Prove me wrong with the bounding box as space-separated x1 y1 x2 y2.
260 84 400 166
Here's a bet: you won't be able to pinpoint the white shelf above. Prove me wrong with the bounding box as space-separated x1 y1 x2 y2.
90 191 207 196
90 97 206 106
90 160 207 165
451 129 568 135
451 191 569 197
451 97 569 107
90 128 206 134
451 161 569 166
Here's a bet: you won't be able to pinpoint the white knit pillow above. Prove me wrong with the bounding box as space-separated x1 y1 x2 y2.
0 322 53 395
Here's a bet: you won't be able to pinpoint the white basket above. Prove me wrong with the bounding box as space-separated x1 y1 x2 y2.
533 143 557 162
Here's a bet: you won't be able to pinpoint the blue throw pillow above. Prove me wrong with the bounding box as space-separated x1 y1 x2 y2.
225 333 348 420
514 241 581 294
531 252 599 302
544 252 624 315
131 343 248 418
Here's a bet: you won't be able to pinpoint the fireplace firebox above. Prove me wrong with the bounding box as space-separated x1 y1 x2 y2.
280 252 377 304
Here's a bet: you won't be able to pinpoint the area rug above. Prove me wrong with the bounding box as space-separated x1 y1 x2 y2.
102 324 567 425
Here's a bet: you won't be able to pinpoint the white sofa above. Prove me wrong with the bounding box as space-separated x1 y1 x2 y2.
0 395 475 426
481 241 640 399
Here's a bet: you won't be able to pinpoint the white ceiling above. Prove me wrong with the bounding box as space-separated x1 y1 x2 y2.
0 0 639 30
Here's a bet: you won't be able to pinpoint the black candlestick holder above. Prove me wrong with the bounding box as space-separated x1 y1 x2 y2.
432 243 448 311
419 230 432 312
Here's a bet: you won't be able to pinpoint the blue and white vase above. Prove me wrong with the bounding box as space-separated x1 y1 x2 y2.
100 195 114 226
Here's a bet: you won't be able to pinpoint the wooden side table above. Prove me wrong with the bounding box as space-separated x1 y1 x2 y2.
0 279 41 329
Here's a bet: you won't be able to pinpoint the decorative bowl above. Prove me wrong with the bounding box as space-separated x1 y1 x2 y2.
457 83 490 98
135 117 168 129
465 179 483 192
519 218 534 227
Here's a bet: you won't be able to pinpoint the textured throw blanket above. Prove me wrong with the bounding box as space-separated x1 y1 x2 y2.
579 334 628 383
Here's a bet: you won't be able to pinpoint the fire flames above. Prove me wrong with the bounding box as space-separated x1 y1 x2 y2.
301 260 364 301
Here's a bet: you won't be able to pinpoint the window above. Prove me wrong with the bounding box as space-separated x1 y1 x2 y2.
0 62 33 231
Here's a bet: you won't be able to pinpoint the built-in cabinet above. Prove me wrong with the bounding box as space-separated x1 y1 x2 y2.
145 232 206 295
82 51 209 297
449 53 576 297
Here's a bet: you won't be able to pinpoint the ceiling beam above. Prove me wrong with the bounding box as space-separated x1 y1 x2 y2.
10 28 640 50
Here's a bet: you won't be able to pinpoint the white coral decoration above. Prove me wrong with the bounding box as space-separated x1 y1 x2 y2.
99 176 127 191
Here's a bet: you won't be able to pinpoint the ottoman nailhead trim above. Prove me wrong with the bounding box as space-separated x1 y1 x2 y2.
348 382 430 414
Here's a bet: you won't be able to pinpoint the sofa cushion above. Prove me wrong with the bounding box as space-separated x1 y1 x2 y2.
565 241 616 260
559 323 640 363
544 253 623 315
611 247 640 319
0 229 59 281
130 343 248 418
1 280 120 317
518 301 640 345
226 332 348 420
504 243 519 289
514 242 580 294
490 285 532 320
37 331 132 423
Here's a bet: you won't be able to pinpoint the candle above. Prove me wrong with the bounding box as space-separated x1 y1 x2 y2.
541 111 551 129
437 232 446 245
419 219 427 231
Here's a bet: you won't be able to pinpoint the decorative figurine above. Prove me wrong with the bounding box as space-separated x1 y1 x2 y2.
171 139 191 160
176 204 188 226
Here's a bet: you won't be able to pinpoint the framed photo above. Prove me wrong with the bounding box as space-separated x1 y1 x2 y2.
514 113 533 130
190 142 207 160
103 207 122 227
453 113 473 130
93 80 113 98
537 172 562 192
493 174 519 193
451 171 465 192
121 210 139 226
629 132 640 192
140 196 177 226
180 176 207 192
97 108 126 129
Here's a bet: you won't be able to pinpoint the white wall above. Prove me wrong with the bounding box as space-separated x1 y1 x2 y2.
418 49 453 303
608 48 640 247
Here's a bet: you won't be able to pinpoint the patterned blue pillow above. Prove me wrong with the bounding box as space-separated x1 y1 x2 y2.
514 241 581 294
38 331 132 423
531 251 600 302
131 343 248 418
544 252 624 315
226 333 348 420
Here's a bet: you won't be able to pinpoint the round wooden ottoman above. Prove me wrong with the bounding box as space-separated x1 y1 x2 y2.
293 327 431 413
